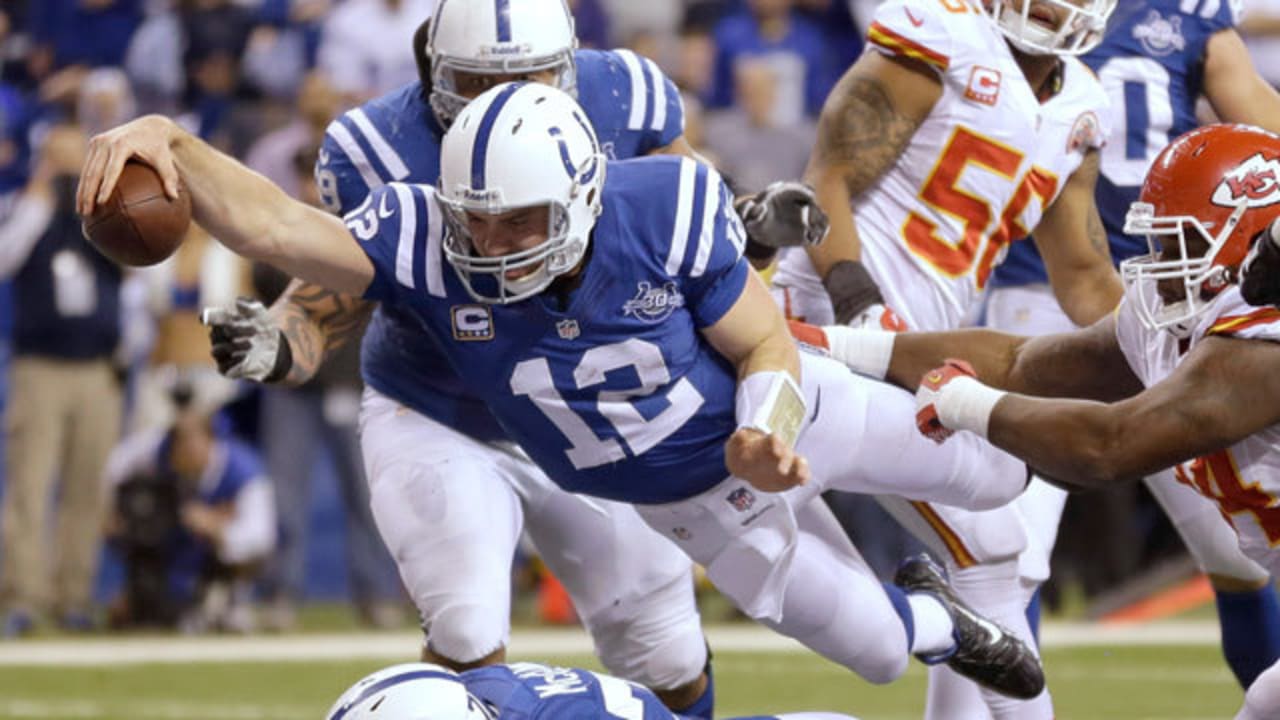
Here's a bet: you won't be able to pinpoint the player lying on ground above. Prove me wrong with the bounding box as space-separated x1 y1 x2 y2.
327 661 862 720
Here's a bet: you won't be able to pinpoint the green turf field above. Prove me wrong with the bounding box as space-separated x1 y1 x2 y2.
0 641 1242 719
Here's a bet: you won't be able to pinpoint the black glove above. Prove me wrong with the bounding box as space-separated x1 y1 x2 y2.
1240 218 1280 308
735 181 830 259
823 259 886 326
201 297 292 383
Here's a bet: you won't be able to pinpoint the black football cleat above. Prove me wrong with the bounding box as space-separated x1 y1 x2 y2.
894 554 1046 700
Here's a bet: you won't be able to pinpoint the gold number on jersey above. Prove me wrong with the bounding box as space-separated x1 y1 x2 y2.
903 126 1057 288
937 0 972 13
1176 451 1280 545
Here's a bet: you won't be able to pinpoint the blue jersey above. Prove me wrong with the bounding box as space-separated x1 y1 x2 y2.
352 157 747 503
990 0 1237 287
464 663 776 720
317 49 685 441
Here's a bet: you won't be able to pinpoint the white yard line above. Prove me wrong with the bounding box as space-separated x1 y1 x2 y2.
0 620 1221 667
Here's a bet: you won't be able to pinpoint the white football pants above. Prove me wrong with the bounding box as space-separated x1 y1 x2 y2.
359 387 706 691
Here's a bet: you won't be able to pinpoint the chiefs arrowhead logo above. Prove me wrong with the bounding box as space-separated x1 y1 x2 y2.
1213 154 1280 208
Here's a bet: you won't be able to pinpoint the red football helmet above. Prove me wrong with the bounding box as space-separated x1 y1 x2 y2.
1121 124 1280 336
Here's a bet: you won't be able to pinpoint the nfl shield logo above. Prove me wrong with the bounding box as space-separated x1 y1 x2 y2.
726 487 756 513
556 319 580 340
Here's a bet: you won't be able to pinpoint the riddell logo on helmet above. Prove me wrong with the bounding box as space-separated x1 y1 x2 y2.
1212 154 1280 208
480 43 534 57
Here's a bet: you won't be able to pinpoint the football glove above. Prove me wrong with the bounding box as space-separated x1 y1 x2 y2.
736 181 829 251
202 297 291 383
915 359 979 444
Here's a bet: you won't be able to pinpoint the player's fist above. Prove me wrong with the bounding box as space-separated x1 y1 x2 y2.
1240 216 1280 308
915 359 978 444
202 297 285 382
735 181 829 249
725 427 810 492
846 303 908 332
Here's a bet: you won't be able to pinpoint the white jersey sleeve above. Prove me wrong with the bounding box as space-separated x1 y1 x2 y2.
865 0 956 75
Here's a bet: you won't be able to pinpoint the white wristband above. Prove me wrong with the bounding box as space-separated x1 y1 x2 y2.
820 325 895 380
935 376 1006 438
736 370 807 448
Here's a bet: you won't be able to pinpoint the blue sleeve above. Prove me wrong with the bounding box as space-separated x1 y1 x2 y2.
1215 0 1241 30
348 183 438 304
654 70 685 149
667 162 749 327
316 121 375 216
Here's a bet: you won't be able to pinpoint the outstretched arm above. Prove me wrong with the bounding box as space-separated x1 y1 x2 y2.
983 335 1280 486
78 115 374 296
800 312 1142 401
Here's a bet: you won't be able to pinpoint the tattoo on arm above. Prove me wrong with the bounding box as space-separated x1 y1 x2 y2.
275 280 374 385
1086 206 1111 261
1076 152 1111 263
814 73 924 197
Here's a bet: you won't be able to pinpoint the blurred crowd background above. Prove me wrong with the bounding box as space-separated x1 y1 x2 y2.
4 0 1280 639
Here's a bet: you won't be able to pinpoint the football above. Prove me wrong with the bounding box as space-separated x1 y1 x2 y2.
82 160 191 266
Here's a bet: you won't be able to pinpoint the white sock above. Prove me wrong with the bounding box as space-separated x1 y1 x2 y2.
907 593 955 656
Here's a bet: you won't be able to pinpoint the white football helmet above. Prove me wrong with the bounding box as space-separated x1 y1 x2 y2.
438 82 606 304
983 0 1117 56
426 0 578 128
325 663 495 720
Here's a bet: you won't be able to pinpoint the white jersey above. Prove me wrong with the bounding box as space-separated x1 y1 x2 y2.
772 0 1110 331
1116 283 1280 575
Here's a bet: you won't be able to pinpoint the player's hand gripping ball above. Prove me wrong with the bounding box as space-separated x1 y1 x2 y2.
82 160 190 266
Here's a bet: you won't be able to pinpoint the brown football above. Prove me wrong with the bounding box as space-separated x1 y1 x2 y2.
82 160 191 266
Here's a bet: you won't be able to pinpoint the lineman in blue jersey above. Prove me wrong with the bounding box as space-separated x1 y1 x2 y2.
202 1 724 714
327 662 863 720
78 81 1047 699
985 0 1280 691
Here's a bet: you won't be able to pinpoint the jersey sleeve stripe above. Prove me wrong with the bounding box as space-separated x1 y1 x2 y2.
392 184 418 289
424 187 446 298
665 158 698 276
690 166 723 278
410 188 430 293
1207 307 1280 336
348 108 411 181
325 120 383 191
867 21 950 71
617 50 648 131
682 164 711 277
642 57 667 133
639 58 656 133
723 183 746 255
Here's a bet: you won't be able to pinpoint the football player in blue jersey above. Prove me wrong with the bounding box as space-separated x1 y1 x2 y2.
326 661 863 720
984 0 1280 692
198 2 820 715
78 81 1047 699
